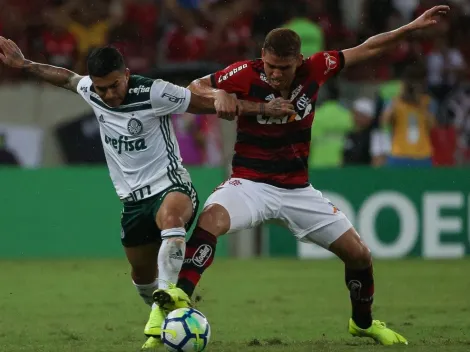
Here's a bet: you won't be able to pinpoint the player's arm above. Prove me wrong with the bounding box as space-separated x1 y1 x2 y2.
188 74 295 119
342 5 450 68
0 37 83 93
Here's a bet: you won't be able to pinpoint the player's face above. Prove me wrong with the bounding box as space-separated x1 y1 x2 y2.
262 49 303 91
91 69 130 107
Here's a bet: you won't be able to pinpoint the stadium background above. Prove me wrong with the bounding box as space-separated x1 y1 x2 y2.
1 0 469 260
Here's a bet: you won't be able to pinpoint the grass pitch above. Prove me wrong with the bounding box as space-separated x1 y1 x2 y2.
1 258 469 351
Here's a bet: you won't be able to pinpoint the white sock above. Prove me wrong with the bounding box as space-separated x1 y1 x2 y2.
133 279 159 307
158 227 186 290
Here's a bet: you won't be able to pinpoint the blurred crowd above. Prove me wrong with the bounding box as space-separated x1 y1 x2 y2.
1 0 470 167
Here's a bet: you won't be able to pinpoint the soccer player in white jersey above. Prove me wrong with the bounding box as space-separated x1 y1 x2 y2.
0 38 294 350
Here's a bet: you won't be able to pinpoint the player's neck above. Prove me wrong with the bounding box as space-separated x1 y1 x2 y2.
280 90 290 99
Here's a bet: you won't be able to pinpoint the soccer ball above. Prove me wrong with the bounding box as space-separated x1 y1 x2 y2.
161 308 211 352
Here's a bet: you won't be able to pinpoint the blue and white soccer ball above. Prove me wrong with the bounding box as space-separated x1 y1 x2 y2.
161 308 211 352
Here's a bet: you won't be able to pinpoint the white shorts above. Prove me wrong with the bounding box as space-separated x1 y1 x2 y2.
204 178 353 249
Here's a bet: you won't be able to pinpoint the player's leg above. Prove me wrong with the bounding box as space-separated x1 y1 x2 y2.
155 190 196 290
329 229 407 345
280 186 407 345
121 211 166 350
124 242 160 305
121 186 196 350
154 178 272 310
144 188 198 314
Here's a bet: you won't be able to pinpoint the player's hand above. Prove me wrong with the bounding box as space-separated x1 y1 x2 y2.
408 5 450 31
0 37 27 69
264 98 296 117
214 90 239 121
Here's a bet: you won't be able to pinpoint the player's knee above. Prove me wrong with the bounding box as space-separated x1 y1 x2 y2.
330 229 372 268
346 241 372 268
160 214 186 229
197 204 230 237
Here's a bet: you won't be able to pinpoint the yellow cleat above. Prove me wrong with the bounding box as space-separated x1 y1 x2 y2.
349 319 408 345
144 305 166 338
153 283 191 311
141 336 161 351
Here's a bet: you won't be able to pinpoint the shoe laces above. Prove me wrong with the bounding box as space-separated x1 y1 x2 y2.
373 320 387 329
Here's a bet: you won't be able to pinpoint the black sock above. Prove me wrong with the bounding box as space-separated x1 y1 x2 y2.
177 227 217 297
345 265 374 329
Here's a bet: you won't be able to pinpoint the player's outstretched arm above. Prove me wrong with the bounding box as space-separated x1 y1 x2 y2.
188 76 295 120
343 5 450 67
0 37 83 93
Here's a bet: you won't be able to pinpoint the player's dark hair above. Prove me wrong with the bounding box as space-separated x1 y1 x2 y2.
263 28 301 57
87 46 126 77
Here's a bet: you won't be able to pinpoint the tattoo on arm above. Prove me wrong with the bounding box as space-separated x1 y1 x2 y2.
259 103 265 116
23 60 83 93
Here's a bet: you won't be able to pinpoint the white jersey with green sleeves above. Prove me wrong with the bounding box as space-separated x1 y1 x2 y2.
76 75 193 201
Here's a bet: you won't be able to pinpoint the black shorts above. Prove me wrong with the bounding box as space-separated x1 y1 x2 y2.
120 183 199 247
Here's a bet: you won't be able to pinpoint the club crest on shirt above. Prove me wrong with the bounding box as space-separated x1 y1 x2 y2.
127 118 143 135
324 52 338 75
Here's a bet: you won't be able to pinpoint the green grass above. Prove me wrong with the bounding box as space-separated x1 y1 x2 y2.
1 259 469 351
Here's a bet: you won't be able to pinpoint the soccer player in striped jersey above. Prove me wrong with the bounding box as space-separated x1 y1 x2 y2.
153 5 450 346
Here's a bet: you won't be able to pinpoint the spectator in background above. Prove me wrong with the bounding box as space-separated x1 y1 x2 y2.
309 92 353 168
108 0 160 72
282 1 324 57
171 113 222 166
51 0 118 73
379 65 437 167
0 133 19 166
439 82 470 165
203 0 253 64
427 33 466 104
164 0 253 64
172 113 206 165
163 0 208 62
0 0 37 80
342 98 375 166
38 7 78 71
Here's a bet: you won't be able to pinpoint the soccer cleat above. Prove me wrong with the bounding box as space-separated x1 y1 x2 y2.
141 336 161 351
144 305 166 338
348 318 408 345
153 283 191 311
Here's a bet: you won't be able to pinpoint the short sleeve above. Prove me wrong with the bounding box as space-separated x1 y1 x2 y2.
76 76 92 98
305 51 344 86
209 60 251 94
150 79 191 115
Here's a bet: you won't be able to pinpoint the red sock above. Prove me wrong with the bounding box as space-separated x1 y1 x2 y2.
345 265 374 329
177 227 217 297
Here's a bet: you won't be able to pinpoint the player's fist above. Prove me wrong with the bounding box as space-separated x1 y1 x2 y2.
265 98 296 117
214 90 239 121
0 37 27 69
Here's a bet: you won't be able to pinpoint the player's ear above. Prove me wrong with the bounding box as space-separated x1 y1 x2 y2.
261 48 265 59
125 68 130 81
297 54 303 67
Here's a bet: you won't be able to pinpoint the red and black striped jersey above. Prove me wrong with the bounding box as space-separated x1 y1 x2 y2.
210 51 344 188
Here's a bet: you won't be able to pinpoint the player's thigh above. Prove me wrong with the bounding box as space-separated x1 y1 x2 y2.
280 186 353 249
203 179 272 234
121 200 163 248
155 184 199 230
